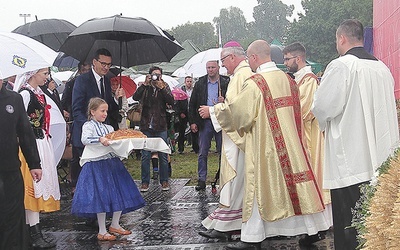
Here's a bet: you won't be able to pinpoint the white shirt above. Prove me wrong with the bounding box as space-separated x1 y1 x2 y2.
91 68 103 95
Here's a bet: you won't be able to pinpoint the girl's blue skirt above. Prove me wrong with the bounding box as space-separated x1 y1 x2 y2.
72 157 145 218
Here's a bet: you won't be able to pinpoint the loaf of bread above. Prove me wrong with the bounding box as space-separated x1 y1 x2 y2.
105 129 147 140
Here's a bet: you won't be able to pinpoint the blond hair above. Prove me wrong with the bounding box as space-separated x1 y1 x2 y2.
87 97 107 120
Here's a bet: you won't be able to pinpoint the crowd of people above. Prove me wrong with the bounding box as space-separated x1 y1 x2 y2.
0 18 398 250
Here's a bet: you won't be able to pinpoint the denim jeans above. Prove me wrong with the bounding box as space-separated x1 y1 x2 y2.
198 119 221 182
141 129 169 185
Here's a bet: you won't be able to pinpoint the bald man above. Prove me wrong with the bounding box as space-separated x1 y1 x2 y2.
201 40 332 249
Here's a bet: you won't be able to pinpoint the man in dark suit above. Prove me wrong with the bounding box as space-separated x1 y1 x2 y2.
189 60 229 191
61 62 91 121
70 48 124 190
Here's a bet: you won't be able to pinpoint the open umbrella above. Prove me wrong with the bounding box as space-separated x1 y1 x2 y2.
183 48 227 77
0 32 58 79
53 52 80 69
59 15 183 68
171 66 187 77
53 70 75 82
12 18 77 51
110 76 137 98
171 87 188 101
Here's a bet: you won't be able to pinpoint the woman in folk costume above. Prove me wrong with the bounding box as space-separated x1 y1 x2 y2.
71 97 145 241
14 68 60 249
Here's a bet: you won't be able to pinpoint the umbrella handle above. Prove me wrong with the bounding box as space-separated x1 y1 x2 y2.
118 96 123 109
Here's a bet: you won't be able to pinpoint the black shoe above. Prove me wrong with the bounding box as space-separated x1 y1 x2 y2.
298 232 325 246
30 224 56 249
225 241 261 250
198 229 230 240
195 181 206 191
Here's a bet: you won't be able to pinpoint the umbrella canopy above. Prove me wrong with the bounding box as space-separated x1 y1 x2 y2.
53 52 80 69
171 66 187 77
182 48 227 77
136 39 202 75
110 75 137 98
12 18 77 51
133 74 179 90
59 15 183 68
0 32 58 79
53 70 75 82
171 87 188 101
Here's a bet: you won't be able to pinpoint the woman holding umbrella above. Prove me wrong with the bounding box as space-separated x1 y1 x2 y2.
172 87 189 154
14 68 60 249
110 75 137 129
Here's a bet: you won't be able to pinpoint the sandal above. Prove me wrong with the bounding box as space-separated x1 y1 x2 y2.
109 226 132 235
97 232 117 241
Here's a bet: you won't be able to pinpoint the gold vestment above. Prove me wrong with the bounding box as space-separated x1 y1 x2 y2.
214 70 324 222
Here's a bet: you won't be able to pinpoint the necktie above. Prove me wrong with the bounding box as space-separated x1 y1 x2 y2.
100 78 104 99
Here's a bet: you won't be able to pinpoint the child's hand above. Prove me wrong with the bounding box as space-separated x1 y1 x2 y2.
99 136 110 146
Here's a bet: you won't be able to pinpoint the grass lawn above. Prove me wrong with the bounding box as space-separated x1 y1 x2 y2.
125 142 220 186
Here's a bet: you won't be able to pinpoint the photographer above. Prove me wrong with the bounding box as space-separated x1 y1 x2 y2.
133 66 174 192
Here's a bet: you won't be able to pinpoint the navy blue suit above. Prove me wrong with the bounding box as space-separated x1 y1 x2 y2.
70 70 118 187
71 70 118 148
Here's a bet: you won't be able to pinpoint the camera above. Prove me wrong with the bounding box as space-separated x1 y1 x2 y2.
151 74 160 81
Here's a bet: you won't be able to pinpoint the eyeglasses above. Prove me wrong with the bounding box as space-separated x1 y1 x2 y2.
283 56 297 62
96 59 112 68
220 54 231 63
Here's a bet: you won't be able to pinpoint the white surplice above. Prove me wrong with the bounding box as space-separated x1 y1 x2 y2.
312 54 399 189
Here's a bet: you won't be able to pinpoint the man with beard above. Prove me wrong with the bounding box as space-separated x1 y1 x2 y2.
283 42 333 246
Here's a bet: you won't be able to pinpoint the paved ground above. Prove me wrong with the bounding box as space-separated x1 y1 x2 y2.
41 179 334 249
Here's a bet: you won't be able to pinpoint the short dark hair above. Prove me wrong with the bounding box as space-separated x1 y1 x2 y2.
149 66 163 75
184 76 192 80
94 48 112 60
282 42 306 57
337 19 364 42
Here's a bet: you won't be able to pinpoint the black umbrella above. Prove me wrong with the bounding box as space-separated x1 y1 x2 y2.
12 18 77 51
59 15 183 68
53 52 80 69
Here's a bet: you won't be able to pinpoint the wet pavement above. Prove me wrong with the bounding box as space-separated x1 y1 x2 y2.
41 179 334 249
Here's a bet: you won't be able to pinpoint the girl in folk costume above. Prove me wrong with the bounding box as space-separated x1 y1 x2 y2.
71 97 145 241
14 68 60 249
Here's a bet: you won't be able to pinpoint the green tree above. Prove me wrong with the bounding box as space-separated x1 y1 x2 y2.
169 22 217 50
252 0 294 43
286 0 373 68
213 6 253 48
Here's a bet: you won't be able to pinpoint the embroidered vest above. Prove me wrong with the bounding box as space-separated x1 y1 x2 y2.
19 87 46 139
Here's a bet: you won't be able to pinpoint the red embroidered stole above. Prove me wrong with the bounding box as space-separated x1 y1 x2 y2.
249 73 321 215
299 73 319 86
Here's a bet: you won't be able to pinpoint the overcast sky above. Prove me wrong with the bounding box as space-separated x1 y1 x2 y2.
0 0 303 32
